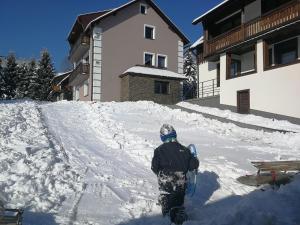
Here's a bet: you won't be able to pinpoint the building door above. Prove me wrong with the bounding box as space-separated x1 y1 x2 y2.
237 89 250 114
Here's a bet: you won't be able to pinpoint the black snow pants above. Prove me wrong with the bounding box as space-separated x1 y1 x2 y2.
158 172 186 216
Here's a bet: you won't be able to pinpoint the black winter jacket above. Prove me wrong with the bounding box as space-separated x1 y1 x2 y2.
151 142 199 176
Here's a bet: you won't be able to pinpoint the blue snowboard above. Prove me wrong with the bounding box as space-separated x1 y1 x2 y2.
186 144 198 197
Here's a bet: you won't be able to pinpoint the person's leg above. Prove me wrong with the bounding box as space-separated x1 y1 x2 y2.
159 194 171 216
169 191 186 223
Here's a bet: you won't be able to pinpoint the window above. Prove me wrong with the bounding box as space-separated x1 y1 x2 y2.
230 59 241 77
155 81 169 94
83 80 89 97
144 25 155 39
144 52 155 66
274 38 298 65
157 55 167 68
140 4 147 14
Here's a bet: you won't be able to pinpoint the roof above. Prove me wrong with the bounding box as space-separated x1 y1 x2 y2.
121 66 187 79
68 0 189 45
78 10 112 30
68 10 111 43
52 71 72 84
190 36 204 49
192 0 230 25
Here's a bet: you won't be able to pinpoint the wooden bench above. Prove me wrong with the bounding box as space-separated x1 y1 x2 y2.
0 209 23 225
252 161 300 173
237 160 300 187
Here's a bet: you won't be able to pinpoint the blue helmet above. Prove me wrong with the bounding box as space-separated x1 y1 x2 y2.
160 124 177 142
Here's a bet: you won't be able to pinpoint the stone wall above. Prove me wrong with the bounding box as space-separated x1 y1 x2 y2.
121 74 182 104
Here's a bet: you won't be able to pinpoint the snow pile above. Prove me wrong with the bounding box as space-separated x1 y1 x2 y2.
0 101 81 212
186 175 300 225
178 101 300 133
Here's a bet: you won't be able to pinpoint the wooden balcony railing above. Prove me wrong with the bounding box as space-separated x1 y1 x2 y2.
205 0 300 57
69 62 90 85
69 35 90 57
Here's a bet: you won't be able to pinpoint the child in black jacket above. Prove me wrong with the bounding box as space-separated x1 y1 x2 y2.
151 124 199 221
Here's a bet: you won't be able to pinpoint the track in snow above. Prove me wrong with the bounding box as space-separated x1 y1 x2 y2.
41 102 162 225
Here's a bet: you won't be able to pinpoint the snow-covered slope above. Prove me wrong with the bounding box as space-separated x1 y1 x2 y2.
1 100 300 225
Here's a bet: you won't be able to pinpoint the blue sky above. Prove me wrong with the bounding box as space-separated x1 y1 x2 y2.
0 0 222 72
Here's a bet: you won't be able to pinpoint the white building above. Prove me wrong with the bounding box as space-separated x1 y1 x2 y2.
192 0 300 122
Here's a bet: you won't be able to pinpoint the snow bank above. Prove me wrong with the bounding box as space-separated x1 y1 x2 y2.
0 100 81 212
178 102 300 133
186 175 300 225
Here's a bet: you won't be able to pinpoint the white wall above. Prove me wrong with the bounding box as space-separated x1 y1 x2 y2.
198 61 218 96
198 61 217 82
220 40 300 119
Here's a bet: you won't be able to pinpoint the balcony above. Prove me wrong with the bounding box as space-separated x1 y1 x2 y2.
69 62 90 86
204 0 300 57
69 35 90 61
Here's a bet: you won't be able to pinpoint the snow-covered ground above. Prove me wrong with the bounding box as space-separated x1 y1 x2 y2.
177 101 300 133
0 100 300 225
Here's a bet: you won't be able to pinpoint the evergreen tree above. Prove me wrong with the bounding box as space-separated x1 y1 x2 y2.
183 51 198 99
36 51 55 101
26 60 39 100
15 63 29 99
3 54 18 99
0 59 4 99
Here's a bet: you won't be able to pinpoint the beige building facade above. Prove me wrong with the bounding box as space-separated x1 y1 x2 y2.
68 0 189 103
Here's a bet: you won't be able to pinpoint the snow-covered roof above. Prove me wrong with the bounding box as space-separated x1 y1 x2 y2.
192 0 230 24
190 36 204 49
122 66 187 79
55 70 72 78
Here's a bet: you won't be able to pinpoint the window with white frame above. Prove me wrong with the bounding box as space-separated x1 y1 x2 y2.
140 4 147 14
157 55 167 68
144 25 155 40
83 79 89 97
144 52 155 66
